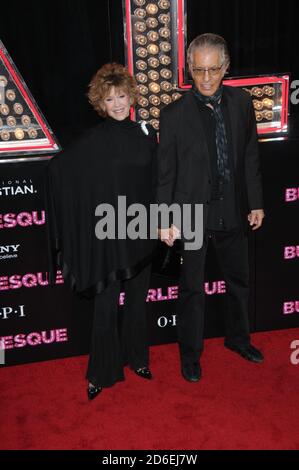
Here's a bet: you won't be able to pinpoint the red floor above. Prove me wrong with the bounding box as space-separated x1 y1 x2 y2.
1 328 299 450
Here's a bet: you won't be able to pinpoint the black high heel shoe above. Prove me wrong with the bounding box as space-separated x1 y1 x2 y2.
87 384 102 400
134 367 152 380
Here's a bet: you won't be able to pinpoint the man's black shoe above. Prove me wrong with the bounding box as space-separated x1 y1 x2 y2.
181 362 201 382
134 367 152 380
225 343 264 363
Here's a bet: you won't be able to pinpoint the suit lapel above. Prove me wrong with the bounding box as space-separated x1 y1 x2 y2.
184 91 212 178
224 87 239 168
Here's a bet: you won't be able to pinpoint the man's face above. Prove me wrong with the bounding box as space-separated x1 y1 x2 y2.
190 47 229 97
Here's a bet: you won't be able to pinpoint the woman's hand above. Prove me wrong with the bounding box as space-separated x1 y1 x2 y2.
248 209 265 230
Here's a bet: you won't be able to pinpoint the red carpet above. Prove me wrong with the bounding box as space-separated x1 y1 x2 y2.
1 328 299 450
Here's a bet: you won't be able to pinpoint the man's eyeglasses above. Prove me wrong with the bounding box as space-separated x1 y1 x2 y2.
191 64 224 77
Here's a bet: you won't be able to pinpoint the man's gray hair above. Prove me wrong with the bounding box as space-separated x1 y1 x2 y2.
187 33 230 66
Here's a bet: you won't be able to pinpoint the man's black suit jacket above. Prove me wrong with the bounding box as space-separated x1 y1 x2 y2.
156 86 263 233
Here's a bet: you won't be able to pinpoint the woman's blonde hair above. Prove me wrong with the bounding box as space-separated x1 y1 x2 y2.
87 63 138 117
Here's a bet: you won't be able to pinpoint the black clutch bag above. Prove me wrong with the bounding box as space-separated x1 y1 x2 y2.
152 240 183 279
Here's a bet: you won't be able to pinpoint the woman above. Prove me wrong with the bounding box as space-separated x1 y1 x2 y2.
46 63 157 400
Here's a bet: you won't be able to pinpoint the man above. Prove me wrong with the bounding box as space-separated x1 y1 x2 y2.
157 33 265 382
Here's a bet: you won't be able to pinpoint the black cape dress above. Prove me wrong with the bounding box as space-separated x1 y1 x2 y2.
46 117 157 297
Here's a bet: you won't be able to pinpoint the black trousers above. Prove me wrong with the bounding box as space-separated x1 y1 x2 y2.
178 229 250 367
86 264 151 388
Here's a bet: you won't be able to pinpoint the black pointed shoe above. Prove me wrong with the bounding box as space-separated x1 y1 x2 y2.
181 362 201 382
134 367 152 380
225 343 264 363
87 384 102 400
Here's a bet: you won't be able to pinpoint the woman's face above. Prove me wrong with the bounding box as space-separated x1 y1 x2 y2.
101 86 131 121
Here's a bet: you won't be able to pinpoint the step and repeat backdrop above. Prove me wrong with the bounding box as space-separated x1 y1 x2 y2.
1 146 298 367
0 158 240 365
255 139 299 332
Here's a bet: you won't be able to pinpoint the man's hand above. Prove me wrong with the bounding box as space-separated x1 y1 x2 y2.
248 209 265 230
158 225 180 246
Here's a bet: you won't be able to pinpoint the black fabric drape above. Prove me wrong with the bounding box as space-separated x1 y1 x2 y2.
0 0 125 145
187 0 299 77
0 0 298 144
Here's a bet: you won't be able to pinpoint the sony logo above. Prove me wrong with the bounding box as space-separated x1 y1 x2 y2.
0 244 20 254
